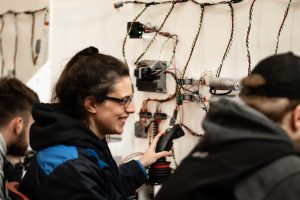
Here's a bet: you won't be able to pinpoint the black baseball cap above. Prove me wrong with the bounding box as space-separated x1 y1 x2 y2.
241 52 300 99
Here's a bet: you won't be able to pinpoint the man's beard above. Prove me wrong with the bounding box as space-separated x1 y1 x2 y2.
7 129 28 157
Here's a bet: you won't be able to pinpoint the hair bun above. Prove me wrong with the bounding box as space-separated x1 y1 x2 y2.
84 46 99 55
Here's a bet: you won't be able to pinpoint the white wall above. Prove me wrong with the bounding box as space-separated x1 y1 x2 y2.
48 0 300 159
47 0 300 162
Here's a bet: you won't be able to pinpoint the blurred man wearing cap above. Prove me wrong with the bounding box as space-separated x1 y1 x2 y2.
155 52 300 200
0 77 39 199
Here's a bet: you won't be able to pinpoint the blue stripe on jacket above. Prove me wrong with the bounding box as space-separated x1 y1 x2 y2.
37 145 78 175
37 145 111 175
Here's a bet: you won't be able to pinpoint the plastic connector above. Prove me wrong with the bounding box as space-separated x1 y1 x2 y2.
113 2 124 9
139 111 152 119
35 39 41 54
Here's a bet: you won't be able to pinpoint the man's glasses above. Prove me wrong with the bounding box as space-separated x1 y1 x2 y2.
104 95 133 110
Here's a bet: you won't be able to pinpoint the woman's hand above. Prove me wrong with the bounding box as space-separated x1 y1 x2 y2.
138 132 172 168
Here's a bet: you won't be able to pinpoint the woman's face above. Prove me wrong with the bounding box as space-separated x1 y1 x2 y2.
90 76 135 138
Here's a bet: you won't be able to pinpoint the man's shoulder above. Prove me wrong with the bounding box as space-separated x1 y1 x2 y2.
234 155 300 200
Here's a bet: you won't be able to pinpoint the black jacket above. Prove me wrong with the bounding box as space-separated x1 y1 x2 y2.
155 97 300 200
19 103 148 200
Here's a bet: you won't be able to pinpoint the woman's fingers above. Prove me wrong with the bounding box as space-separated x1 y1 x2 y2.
155 151 172 160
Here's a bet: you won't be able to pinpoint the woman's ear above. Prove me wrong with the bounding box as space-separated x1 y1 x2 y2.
84 96 97 114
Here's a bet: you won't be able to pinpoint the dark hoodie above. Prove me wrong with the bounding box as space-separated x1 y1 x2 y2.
19 103 148 200
155 97 300 200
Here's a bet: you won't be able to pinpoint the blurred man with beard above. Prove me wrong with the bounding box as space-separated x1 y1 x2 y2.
0 77 39 199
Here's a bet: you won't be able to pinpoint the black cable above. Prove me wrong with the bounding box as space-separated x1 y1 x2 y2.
246 0 256 75
30 12 37 65
216 3 234 78
25 9 45 66
181 4 205 78
139 23 179 68
122 5 149 66
134 2 176 65
275 0 292 54
121 1 186 66
181 123 203 137
115 0 188 8
120 0 243 69
158 34 178 66
0 7 47 16
169 35 178 66
117 0 242 7
199 99 208 112
28 9 45 66
192 0 243 6
209 87 232 95
13 13 18 77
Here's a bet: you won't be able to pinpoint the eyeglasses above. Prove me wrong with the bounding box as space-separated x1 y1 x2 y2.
104 95 133 110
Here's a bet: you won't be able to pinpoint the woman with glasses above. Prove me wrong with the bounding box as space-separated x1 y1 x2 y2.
19 46 171 200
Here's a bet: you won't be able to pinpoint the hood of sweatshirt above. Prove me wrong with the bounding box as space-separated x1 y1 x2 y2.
155 97 297 200
192 97 296 188
202 97 293 148
29 103 107 153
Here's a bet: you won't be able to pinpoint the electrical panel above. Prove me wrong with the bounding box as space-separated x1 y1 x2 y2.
134 60 167 93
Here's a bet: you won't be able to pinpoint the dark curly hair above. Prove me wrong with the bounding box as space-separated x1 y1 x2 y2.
0 77 39 127
52 46 129 121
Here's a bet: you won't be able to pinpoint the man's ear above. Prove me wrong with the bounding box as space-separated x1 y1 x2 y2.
292 105 300 132
11 117 23 136
84 96 97 114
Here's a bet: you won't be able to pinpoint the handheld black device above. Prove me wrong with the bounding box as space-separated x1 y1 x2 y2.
155 124 185 152
149 124 185 185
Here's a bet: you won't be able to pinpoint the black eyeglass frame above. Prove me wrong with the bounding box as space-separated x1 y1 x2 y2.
104 95 133 110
